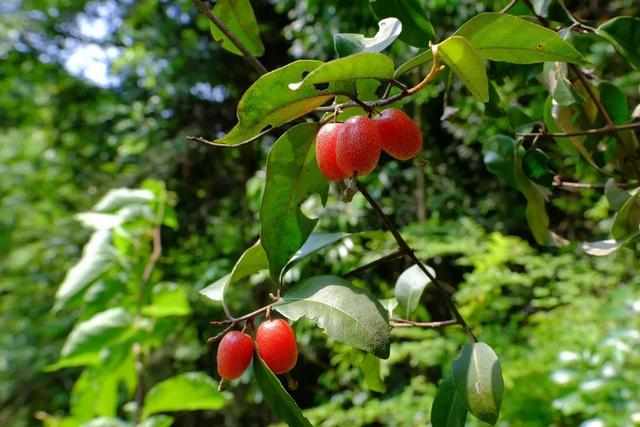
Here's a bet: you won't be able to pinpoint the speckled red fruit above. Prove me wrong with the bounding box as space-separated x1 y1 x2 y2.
316 123 350 181
373 108 423 160
335 116 381 177
256 319 298 374
216 331 254 380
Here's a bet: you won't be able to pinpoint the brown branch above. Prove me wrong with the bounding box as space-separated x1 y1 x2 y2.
343 250 405 279
390 319 458 329
191 0 268 75
517 121 640 138
355 182 477 343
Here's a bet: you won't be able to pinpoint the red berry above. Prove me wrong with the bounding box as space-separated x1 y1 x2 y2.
373 108 423 160
256 319 298 374
335 116 381 177
316 123 350 181
216 331 254 380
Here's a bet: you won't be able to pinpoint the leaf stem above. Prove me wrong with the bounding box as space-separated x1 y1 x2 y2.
190 0 268 75
355 182 477 343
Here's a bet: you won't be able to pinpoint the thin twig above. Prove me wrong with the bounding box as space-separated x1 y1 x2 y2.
517 122 640 138
355 182 477 343
210 303 274 326
390 319 458 329
191 0 268 75
343 250 405 279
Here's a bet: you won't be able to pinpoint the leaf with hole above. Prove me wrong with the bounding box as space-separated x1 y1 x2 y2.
596 16 640 71
431 375 468 427
199 240 268 302
260 123 328 280
253 354 312 427
210 0 264 57
394 264 435 318
454 13 586 64
273 275 391 358
334 18 402 57
216 61 335 146
451 342 504 425
370 0 436 47
436 37 488 102
142 372 226 419
289 53 395 91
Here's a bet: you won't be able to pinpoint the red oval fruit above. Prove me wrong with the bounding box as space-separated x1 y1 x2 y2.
373 108 423 160
335 115 381 177
256 319 298 374
216 331 254 380
316 123 350 181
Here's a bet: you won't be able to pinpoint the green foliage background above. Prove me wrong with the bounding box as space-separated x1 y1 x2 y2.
1 0 639 426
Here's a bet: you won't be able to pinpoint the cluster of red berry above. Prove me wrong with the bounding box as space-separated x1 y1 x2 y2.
316 108 423 181
216 319 298 380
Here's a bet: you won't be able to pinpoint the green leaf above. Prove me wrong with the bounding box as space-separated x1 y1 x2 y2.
260 123 328 280
93 188 155 213
61 308 132 362
454 12 585 64
612 190 640 240
451 342 504 425
599 82 630 125
394 50 433 77
210 0 264 57
334 18 402 57
138 416 174 427
483 135 517 188
431 375 468 427
253 354 313 427
522 148 554 187
55 230 117 310
379 298 398 318
544 62 584 106
581 239 625 256
514 146 551 245
361 353 386 393
80 418 129 427
142 282 191 317
71 350 135 421
596 16 640 71
138 415 174 427
289 53 395 91
199 240 268 302
605 179 631 211
283 232 349 277
142 372 226 419
369 0 436 47
273 275 391 358
394 264 435 318
216 61 334 146
436 37 489 102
